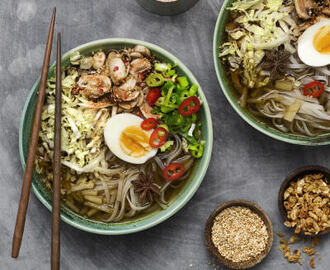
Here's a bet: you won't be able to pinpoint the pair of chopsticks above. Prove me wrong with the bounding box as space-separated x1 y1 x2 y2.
12 7 62 270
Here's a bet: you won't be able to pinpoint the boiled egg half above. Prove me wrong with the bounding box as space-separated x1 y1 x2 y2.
104 113 157 164
298 20 330 67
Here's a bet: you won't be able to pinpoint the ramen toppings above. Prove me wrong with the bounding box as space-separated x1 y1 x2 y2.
36 44 205 223
283 173 330 235
219 0 330 137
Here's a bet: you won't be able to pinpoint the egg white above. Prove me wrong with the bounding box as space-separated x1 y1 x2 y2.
104 113 158 164
297 20 330 67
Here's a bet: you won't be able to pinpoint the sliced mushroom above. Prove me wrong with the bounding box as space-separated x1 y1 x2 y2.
297 14 329 32
139 102 160 119
315 14 329 22
106 52 127 84
93 51 106 70
80 56 93 70
142 86 150 95
120 76 137 91
294 0 317 19
129 52 143 59
136 92 144 106
133 45 151 57
322 7 330 16
113 88 140 102
130 58 151 75
119 99 138 110
77 74 112 98
113 76 140 101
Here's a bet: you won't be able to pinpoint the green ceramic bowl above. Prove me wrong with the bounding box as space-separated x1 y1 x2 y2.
213 0 330 145
136 0 199 16
19 38 213 235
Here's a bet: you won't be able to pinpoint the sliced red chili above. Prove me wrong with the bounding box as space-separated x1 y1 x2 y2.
113 66 119 71
139 73 146 80
178 96 201 116
99 88 104 93
303 81 324 98
163 163 185 181
146 88 161 105
149 127 168 148
141 118 158 130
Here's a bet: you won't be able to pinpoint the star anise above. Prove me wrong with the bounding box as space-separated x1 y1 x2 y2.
133 172 161 203
261 50 290 81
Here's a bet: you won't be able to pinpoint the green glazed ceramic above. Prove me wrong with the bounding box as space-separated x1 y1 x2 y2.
213 0 330 145
136 0 199 16
19 38 213 235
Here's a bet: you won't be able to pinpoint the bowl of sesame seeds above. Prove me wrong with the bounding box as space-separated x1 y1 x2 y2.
205 200 273 269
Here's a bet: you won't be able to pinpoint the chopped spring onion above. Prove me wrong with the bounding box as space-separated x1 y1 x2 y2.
160 140 174 152
177 76 189 89
187 123 196 137
146 73 164 87
155 62 171 72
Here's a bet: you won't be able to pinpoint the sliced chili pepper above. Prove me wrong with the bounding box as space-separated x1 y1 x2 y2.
163 163 185 181
146 88 161 105
146 73 164 87
139 73 146 80
178 96 201 116
302 81 324 98
149 127 168 148
141 118 158 130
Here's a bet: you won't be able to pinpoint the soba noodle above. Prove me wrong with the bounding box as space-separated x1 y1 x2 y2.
36 45 203 222
220 0 330 137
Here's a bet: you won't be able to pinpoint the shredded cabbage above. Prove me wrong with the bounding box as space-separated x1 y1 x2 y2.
227 0 261 11
221 0 297 88
38 71 110 171
266 0 283 11
70 51 81 65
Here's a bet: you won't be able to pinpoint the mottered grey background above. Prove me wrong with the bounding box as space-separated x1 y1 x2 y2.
0 0 329 269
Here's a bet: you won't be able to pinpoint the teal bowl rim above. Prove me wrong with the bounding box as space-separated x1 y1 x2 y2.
213 0 330 146
19 38 213 235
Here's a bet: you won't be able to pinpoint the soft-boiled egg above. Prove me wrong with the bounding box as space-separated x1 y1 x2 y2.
298 20 330 67
104 113 157 164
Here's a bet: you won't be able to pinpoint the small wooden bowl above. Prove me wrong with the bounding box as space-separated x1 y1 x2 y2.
278 165 330 237
205 200 274 269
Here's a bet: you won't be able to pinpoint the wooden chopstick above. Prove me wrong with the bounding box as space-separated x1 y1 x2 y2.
12 7 56 259
51 32 62 270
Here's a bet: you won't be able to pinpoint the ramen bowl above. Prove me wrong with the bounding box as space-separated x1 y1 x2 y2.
213 0 330 145
19 38 213 235
135 0 200 16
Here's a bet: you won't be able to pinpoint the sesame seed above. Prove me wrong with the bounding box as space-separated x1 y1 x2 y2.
211 206 268 263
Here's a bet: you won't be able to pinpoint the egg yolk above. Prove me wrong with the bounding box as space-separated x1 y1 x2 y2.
313 25 330 54
120 126 151 158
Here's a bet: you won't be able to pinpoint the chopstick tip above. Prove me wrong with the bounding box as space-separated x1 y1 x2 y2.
11 235 22 258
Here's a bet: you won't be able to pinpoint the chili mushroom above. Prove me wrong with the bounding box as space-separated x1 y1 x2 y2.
93 51 106 70
139 102 160 119
130 58 151 75
77 74 112 98
133 45 151 57
294 0 317 19
106 52 127 84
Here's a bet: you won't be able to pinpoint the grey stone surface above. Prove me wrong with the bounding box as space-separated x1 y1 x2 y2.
0 0 329 269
